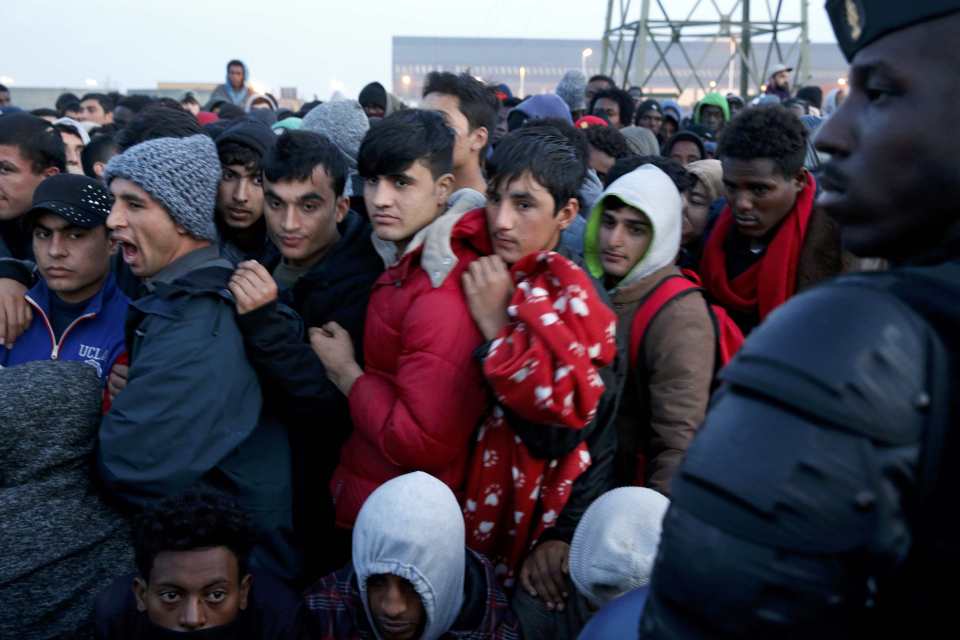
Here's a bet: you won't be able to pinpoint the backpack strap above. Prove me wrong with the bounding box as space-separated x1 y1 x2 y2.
630 275 701 370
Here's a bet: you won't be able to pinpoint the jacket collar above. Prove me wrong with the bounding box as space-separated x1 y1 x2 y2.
27 271 119 318
144 245 226 292
372 188 487 288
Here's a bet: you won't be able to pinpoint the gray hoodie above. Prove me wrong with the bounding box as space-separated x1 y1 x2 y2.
353 472 465 640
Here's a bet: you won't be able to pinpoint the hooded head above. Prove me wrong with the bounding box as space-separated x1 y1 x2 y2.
585 163 683 291
683 159 723 245
225 60 247 91
568 487 669 609
686 159 723 204
302 99 370 169
508 94 574 131
556 70 588 114
359 82 389 119
620 126 660 156
353 472 465 640
693 92 731 133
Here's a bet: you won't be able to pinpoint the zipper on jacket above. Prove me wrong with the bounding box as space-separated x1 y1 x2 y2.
25 295 97 360
54 312 97 358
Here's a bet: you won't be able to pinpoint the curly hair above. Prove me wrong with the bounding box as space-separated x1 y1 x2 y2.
133 492 257 580
584 125 631 160
717 105 807 177
589 88 635 127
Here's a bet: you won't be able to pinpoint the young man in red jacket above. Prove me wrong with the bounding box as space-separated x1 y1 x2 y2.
310 109 490 532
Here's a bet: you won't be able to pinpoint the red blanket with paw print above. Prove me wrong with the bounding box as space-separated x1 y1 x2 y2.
462 251 617 586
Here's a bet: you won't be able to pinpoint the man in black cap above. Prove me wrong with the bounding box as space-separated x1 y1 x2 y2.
215 118 279 265
639 1 960 636
635 99 664 138
0 173 128 383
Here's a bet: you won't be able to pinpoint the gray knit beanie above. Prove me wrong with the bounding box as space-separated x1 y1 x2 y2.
569 487 669 608
301 99 369 169
556 70 588 113
103 134 220 242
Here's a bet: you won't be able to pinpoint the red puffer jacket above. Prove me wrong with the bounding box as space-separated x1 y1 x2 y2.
330 209 493 527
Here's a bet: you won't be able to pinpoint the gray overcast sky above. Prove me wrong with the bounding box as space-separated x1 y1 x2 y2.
3 0 838 99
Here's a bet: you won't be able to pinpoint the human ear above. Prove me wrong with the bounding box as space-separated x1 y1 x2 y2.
133 577 148 612
556 197 579 230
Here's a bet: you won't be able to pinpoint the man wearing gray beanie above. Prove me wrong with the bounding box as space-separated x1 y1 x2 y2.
96 134 296 580
302 99 370 215
556 70 588 120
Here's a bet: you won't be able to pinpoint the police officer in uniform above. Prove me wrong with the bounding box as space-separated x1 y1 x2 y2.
639 1 960 637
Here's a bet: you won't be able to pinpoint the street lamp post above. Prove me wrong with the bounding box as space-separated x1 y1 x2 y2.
581 48 593 76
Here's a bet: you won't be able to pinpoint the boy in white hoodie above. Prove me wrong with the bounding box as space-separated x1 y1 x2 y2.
583 164 716 494
303 472 520 640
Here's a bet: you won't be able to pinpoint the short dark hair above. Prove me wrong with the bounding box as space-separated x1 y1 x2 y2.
488 123 586 213
133 492 256 581
297 100 322 118
588 74 617 88
227 59 245 71
358 109 454 180
589 89 635 126
605 155 692 193
80 93 114 113
584 125 630 159
795 86 823 110
422 72 498 155
30 108 58 119
55 93 80 114
81 134 118 178
263 130 348 197
219 140 262 173
218 103 246 120
181 92 200 107
717 105 807 178
114 104 203 152
0 84 8 94
521 117 590 170
117 94 154 114
0 113 66 173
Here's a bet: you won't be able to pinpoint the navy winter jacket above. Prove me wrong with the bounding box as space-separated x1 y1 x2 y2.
0 273 128 382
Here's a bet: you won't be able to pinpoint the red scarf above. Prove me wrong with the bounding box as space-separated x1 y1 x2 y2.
700 172 816 322
462 252 617 587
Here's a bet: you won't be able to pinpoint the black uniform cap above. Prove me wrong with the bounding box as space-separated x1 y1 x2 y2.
827 0 960 61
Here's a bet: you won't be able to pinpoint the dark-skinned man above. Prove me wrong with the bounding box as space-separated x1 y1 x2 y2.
639 2 960 637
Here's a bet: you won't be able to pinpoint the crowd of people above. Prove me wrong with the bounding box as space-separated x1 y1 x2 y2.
1 0 959 637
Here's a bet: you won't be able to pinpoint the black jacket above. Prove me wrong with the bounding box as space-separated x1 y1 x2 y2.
235 211 382 580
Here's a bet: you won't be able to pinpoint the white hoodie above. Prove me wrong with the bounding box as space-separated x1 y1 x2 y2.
568 487 670 608
352 471 466 640
584 163 683 293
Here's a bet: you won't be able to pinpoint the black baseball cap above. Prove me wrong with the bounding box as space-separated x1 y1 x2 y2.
26 173 113 228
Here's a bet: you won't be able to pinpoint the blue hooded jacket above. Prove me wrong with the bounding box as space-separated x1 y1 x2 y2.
0 273 128 382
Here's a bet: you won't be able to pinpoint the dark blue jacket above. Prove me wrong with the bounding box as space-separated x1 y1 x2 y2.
0 273 128 382
96 247 295 576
